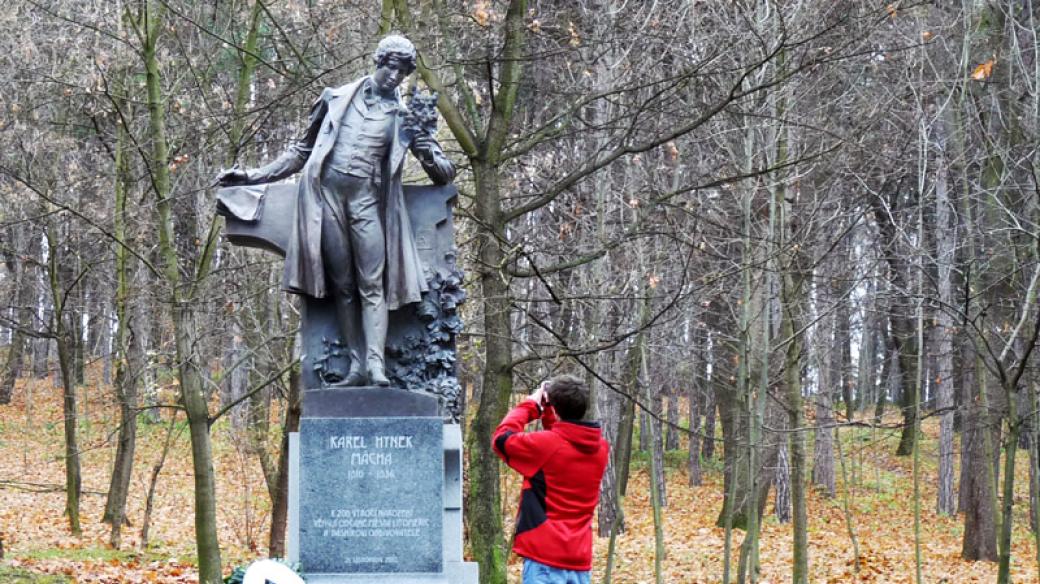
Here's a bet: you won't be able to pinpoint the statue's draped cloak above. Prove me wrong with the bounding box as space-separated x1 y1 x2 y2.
283 77 428 310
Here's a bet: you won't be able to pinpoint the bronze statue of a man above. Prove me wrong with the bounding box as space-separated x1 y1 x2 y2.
217 35 456 386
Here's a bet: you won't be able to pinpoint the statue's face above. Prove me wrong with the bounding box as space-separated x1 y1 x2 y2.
373 54 409 95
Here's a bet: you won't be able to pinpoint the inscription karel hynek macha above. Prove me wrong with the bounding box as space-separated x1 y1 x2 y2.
328 434 415 477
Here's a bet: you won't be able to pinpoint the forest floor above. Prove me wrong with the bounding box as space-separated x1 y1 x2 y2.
0 375 1037 583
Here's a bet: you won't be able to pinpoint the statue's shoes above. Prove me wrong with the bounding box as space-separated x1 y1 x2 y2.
368 368 391 386
341 370 368 386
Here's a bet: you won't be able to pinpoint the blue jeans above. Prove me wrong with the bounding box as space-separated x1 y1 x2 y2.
522 558 591 584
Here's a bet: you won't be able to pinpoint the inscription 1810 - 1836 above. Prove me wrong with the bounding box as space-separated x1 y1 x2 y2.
299 417 443 574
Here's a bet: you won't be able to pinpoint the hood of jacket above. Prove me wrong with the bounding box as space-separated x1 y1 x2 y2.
551 420 604 454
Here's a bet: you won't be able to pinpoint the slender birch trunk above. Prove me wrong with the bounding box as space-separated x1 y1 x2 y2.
135 2 223 578
46 222 81 537
934 119 957 516
103 70 138 548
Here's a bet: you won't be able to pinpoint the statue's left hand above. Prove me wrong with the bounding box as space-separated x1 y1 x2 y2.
411 134 436 161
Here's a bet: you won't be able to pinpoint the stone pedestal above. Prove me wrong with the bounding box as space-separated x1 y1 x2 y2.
287 388 477 583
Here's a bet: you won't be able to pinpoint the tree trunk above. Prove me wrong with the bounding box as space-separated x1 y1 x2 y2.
775 440 791 523
647 389 666 506
837 295 854 420
134 263 159 422
714 362 751 529
32 275 52 380
0 320 27 404
224 320 249 428
103 77 138 549
57 327 81 537
140 412 178 549
1029 381 1040 534
465 159 514 584
875 325 896 424
812 265 837 498
702 383 717 461
687 364 703 487
69 285 85 387
957 337 974 513
139 3 222 578
869 189 919 456
0 229 35 404
178 306 223 582
780 274 808 583
269 361 301 557
615 376 636 497
855 281 877 417
892 320 918 456
960 352 998 561
595 307 624 535
392 0 528 579
934 121 957 516
597 460 622 538
641 332 666 584
665 388 679 451
47 224 81 536
777 130 809 584
104 380 137 546
100 298 113 386
997 390 1020 583
248 388 279 505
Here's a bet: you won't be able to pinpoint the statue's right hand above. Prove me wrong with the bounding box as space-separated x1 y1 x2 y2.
215 167 250 186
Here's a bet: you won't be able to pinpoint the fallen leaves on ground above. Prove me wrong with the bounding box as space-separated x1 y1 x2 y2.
1 374 270 582
504 418 1039 583
2 374 1038 582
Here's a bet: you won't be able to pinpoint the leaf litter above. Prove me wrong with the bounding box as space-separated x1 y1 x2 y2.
2 376 1037 582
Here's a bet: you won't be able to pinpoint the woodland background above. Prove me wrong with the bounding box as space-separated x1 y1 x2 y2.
2 1 1040 583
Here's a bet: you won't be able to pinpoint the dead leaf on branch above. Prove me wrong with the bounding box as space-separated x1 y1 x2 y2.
473 1 490 27
971 59 995 81
568 21 581 47
665 141 679 162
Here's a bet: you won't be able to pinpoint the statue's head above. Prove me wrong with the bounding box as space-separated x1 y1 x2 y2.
374 34 417 72
371 35 417 95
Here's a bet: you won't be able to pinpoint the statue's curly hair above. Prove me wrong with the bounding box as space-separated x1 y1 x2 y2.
373 34 417 73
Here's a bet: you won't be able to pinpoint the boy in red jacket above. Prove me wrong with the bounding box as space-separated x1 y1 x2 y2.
492 375 610 584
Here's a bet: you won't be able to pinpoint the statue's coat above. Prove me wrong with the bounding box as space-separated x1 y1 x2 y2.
246 76 454 310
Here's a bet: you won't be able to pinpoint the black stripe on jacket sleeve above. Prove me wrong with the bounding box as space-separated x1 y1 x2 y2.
495 431 515 463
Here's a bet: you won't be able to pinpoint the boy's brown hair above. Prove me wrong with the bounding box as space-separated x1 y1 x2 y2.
545 375 589 420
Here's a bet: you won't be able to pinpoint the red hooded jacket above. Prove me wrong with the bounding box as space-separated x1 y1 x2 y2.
492 399 610 571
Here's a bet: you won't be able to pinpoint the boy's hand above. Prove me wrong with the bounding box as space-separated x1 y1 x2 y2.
528 382 549 413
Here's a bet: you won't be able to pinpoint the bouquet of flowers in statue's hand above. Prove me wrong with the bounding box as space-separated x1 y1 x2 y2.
403 88 439 138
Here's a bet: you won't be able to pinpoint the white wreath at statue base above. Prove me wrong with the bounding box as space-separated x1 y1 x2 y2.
243 559 305 584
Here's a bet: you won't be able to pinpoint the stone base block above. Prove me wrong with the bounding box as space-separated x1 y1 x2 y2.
303 562 478 584
289 422 475 582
